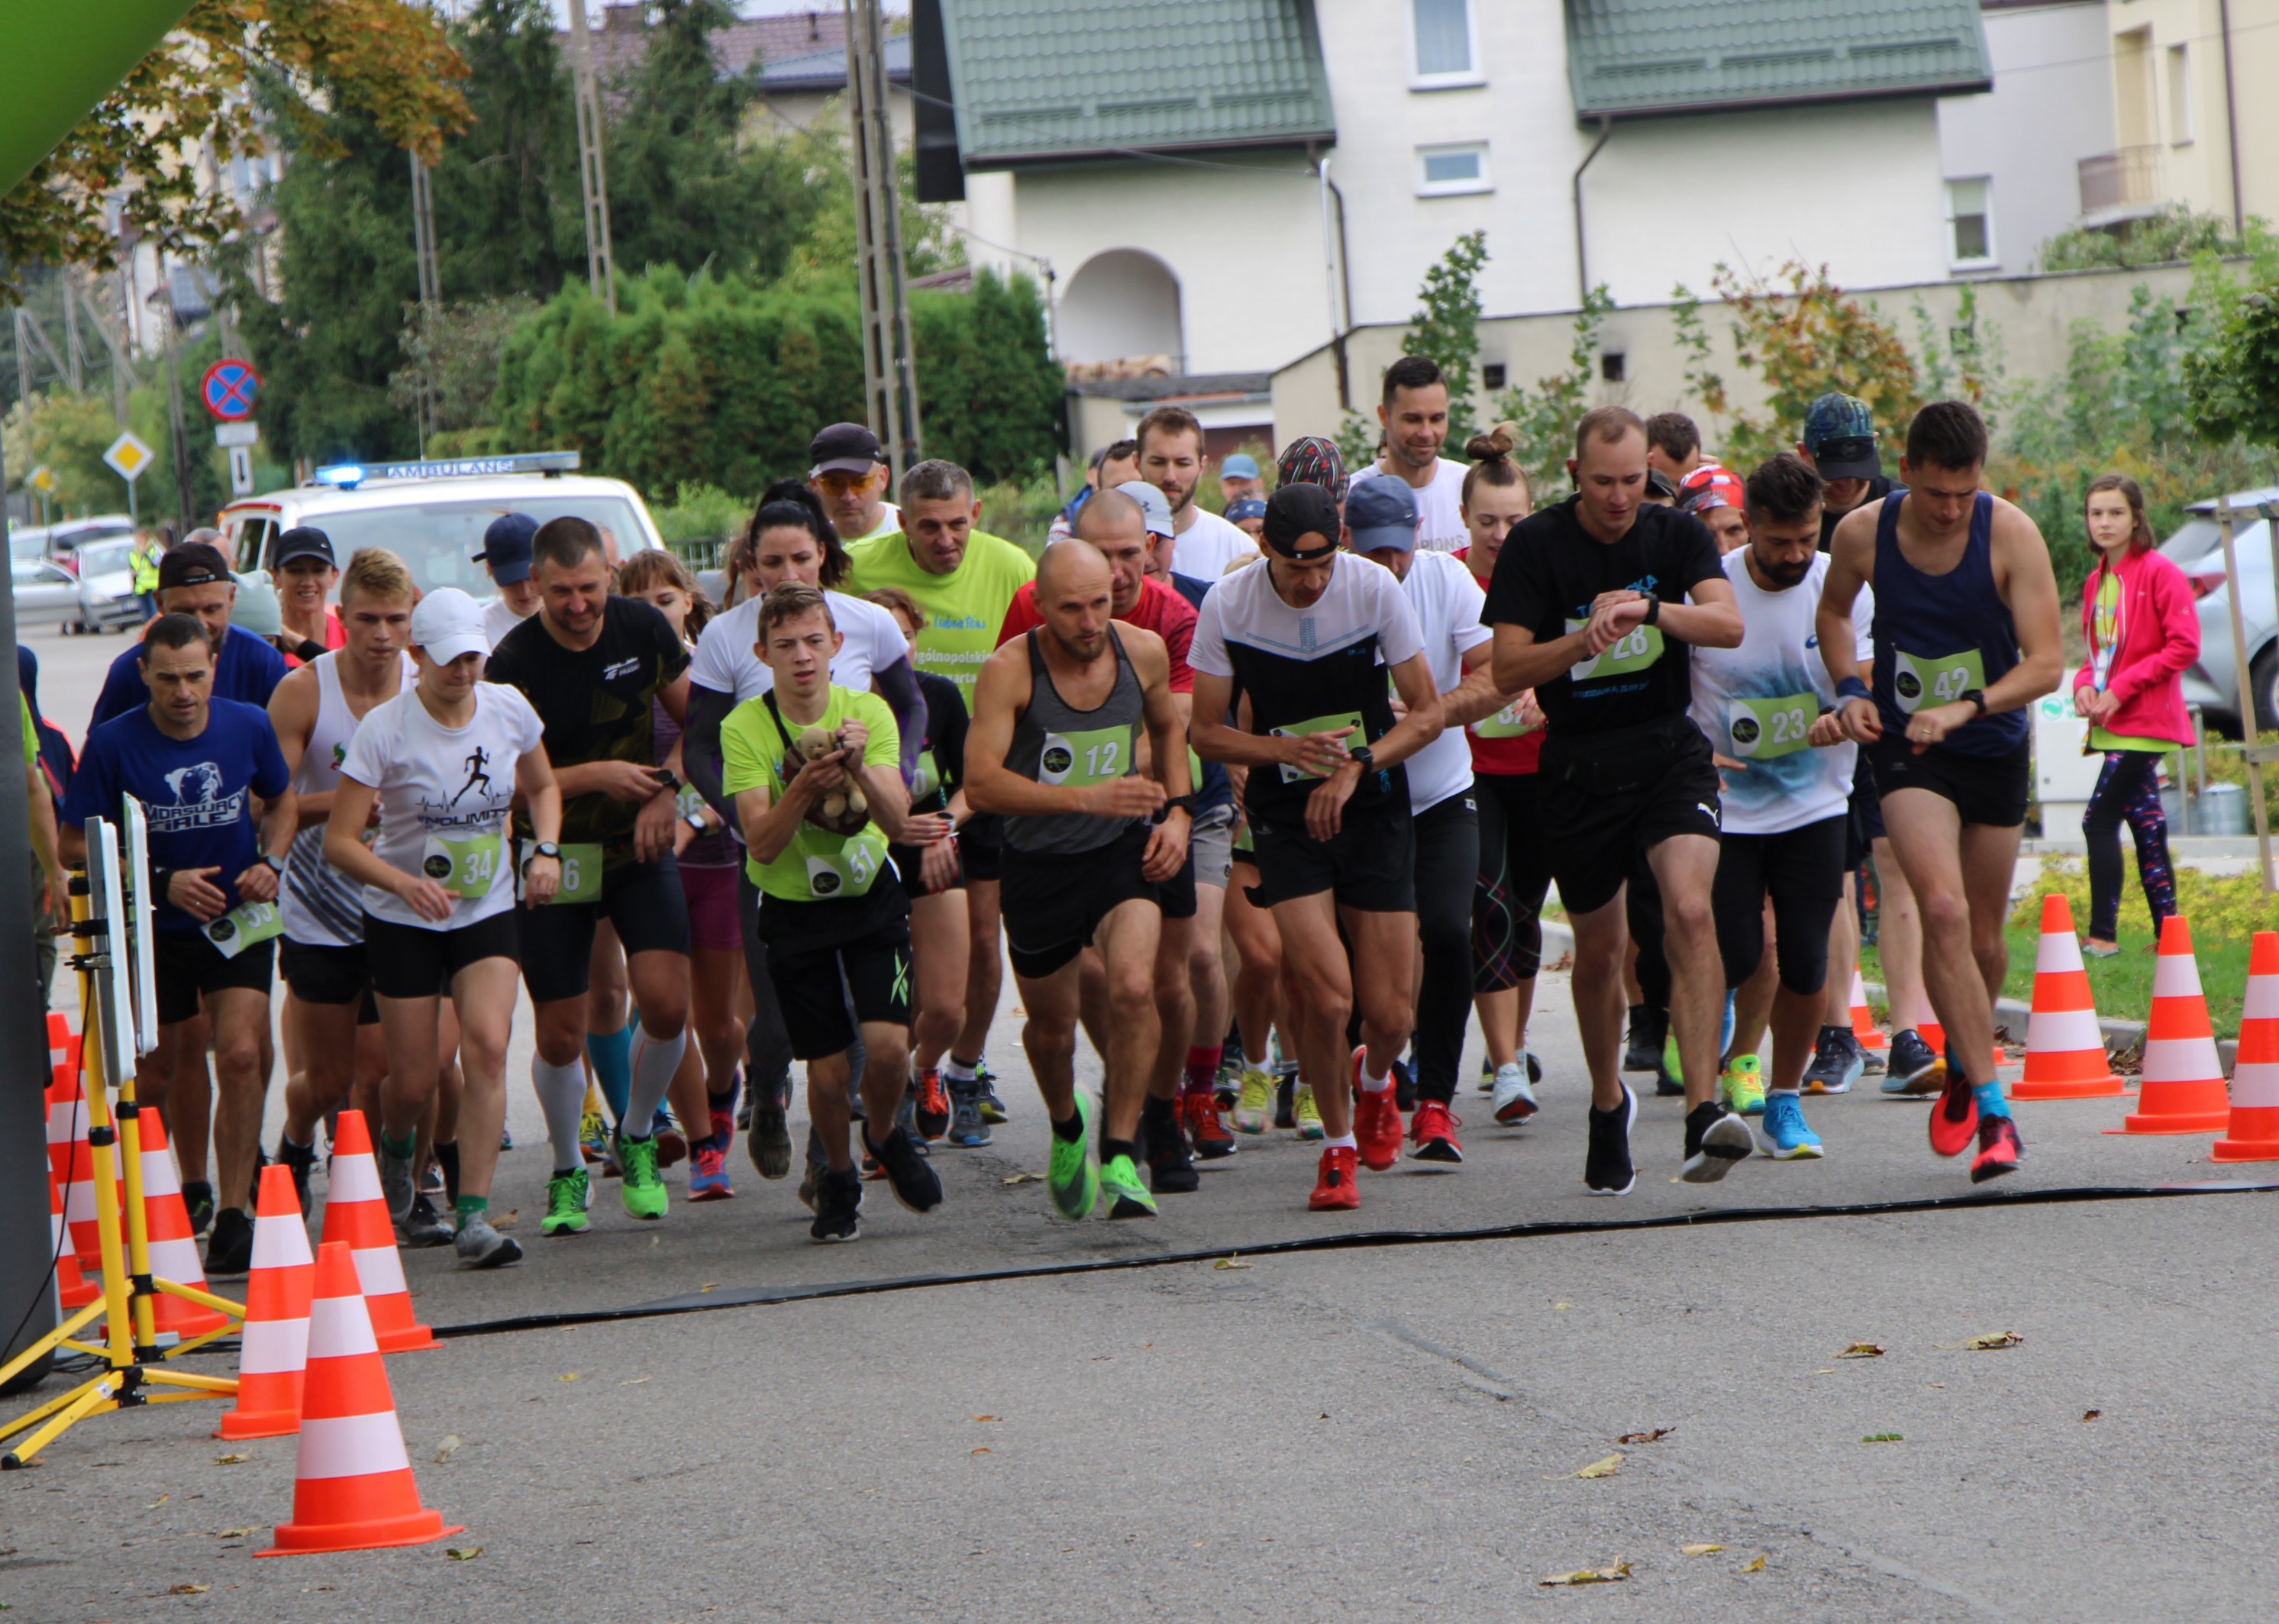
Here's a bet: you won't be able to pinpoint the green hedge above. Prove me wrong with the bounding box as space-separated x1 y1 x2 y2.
489 265 1064 500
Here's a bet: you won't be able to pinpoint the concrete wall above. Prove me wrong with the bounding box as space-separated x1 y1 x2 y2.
1938 1 2116 273
1271 259 2205 453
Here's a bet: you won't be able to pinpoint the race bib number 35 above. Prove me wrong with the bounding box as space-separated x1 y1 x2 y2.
1565 618 1664 682
202 899 283 960
1728 693 1816 760
1891 647 1987 715
1273 711 1366 783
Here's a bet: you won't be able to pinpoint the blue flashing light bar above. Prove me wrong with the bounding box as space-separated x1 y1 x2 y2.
311 451 582 489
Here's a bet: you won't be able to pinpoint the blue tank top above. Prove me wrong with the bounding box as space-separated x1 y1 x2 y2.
1869 490 2026 757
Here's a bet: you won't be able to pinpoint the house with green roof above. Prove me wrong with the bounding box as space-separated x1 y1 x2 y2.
913 1 2122 453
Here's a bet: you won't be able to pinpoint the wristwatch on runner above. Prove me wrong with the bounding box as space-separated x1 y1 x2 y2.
1156 795 1197 822
260 853 286 876
1347 744 1377 774
1638 592 1661 626
1961 689 1989 715
532 841 563 862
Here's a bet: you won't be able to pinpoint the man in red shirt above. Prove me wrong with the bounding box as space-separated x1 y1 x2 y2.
996 489 1236 1185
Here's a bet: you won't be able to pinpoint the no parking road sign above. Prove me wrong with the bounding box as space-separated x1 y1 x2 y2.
201 358 261 421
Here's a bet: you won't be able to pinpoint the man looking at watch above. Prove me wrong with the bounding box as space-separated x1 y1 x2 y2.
60 614 296 1275
1487 407 1751 1196
1190 483 1445 1212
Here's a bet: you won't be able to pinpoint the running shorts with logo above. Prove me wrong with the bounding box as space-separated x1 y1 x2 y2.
768 916 914 1060
1712 815 1847 994
1244 790 1417 912
515 849 692 1003
1538 714 1723 916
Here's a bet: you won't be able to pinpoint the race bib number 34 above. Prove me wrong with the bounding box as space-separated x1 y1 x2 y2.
1728 693 1816 760
1565 618 1664 682
421 831 502 899
1891 647 1986 715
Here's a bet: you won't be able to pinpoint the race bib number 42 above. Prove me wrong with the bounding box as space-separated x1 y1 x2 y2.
1891 647 1986 715
1727 693 1816 760
1565 618 1664 682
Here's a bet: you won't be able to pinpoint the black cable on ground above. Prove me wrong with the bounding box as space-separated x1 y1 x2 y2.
431 1177 2279 1341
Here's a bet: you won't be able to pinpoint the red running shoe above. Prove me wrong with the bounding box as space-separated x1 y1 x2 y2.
914 1067 950 1142
1180 1092 1238 1159
1309 1145 1361 1210
1352 1051 1403 1170
1929 1071 1980 1158
688 1140 734 1201
1409 1099 1463 1164
1971 1115 2022 1183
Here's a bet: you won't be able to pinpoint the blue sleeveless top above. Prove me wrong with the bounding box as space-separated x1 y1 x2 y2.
1869 491 2028 757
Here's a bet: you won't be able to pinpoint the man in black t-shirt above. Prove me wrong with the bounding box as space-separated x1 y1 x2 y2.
1487 406 1753 1196
486 517 693 1225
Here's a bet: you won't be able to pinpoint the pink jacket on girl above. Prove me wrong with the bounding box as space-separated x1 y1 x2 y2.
2074 547 2200 747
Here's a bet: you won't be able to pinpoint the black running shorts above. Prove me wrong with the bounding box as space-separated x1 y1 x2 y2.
958 812 1005 883
1538 715 1724 916
1867 736 2031 830
1000 822 1157 980
767 916 914 1060
279 937 381 1025
514 851 692 1005
1712 814 1848 994
363 911 521 1000
1244 791 1415 914
153 929 274 1028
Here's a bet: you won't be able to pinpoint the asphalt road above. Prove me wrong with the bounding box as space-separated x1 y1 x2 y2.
10 621 2279 1621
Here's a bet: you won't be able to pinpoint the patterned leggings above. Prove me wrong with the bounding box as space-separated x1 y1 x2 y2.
2082 749 2177 941
1472 771 1554 991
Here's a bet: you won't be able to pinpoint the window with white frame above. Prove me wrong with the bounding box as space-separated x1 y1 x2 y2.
1416 143 1491 197
1412 0 1480 87
1945 177 1993 267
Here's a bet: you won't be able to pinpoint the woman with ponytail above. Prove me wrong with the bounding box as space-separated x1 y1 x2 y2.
1452 424 1552 1120
2071 473 2195 954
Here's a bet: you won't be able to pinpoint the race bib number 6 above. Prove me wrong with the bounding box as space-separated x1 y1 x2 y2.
1565 617 1664 682
522 841 605 905
1727 693 1816 760
1891 647 1987 715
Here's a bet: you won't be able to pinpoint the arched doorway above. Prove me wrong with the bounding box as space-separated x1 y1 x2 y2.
1057 248 1184 371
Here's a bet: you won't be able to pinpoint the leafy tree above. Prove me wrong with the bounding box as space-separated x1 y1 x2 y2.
432 0 579 301
1 0 468 305
1492 284 1613 500
2036 205 2274 273
1400 230 1489 441
2187 281 2279 451
389 294 541 436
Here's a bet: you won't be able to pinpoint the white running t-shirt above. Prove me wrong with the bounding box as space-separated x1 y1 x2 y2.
483 596 533 652
341 681 545 931
1387 549 1492 812
1351 457 1470 553
688 589 909 703
1171 507 1259 584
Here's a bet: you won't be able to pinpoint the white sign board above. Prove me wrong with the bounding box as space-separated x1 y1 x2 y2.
228 444 256 496
102 431 154 483
214 421 259 448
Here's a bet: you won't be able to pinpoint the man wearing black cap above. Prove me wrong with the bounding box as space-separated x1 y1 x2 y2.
89 541 289 728
809 422 902 546
1190 481 1445 1212
475 512 541 650
273 527 343 661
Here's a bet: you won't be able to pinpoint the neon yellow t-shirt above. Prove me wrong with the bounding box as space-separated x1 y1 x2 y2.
721 685 901 901
844 528 1035 701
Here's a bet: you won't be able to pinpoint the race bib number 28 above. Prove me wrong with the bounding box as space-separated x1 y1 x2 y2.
1565 618 1664 682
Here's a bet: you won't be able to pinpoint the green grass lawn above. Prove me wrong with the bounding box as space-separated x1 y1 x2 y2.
1861 919 2253 1041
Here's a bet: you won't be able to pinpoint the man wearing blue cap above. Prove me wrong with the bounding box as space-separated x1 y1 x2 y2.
1219 452 1264 508
476 512 541 650
1348 476 1508 1163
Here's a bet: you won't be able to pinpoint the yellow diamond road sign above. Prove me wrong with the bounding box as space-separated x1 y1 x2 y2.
104 431 155 483
27 465 56 494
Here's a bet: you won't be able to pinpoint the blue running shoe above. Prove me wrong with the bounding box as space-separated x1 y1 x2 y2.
1761 1092 1825 1159
1720 987 1737 1057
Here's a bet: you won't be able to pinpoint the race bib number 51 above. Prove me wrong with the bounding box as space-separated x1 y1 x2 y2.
1891 647 1986 715
1565 617 1664 682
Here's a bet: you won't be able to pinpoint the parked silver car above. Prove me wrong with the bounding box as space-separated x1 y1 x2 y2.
12 558 89 631
67 538 147 632
2160 486 2279 736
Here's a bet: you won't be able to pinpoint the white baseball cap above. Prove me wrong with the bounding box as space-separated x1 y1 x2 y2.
411 587 489 665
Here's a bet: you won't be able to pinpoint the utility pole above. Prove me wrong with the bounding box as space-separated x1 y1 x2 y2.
564 0 618 315
159 286 194 534
844 0 921 478
409 148 442 455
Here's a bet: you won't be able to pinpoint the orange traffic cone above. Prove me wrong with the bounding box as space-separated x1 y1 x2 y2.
2013 894 2124 1100
2112 915 2232 1135
1919 1018 2004 1073
1848 964 1890 1054
47 1009 80 1093
48 1170 96 1311
217 1164 317 1439
2213 931 2279 1161
45 1072 104 1270
320 1111 437 1354
256 1241 463 1556
135 1114 232 1339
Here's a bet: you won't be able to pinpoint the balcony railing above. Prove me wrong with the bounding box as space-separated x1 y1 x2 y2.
2079 146 2165 217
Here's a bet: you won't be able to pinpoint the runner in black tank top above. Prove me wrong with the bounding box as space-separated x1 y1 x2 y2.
965 543 1192 1222
1820 402 2064 1185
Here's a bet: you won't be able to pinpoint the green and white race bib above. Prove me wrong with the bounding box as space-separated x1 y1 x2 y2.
523 841 605 905
202 898 283 960
1036 725 1133 788
1727 693 1817 760
1273 711 1365 783
1472 699 1539 740
1890 647 1986 715
911 748 942 805
421 831 503 899
801 833 886 902
675 784 710 825
1565 617 1664 682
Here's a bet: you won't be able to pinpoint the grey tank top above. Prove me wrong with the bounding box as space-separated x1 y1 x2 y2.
1003 627 1146 856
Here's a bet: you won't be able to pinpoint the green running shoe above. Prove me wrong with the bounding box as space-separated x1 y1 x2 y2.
618 1133 668 1220
1047 1093 1100 1220
1293 1082 1324 1140
1233 1067 1277 1134
543 1166 591 1236
1100 1153 1157 1219
1720 1053 1767 1117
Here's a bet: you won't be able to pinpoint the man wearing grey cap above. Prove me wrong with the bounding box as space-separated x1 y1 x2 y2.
808 421 902 545
1348 476 1511 1161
